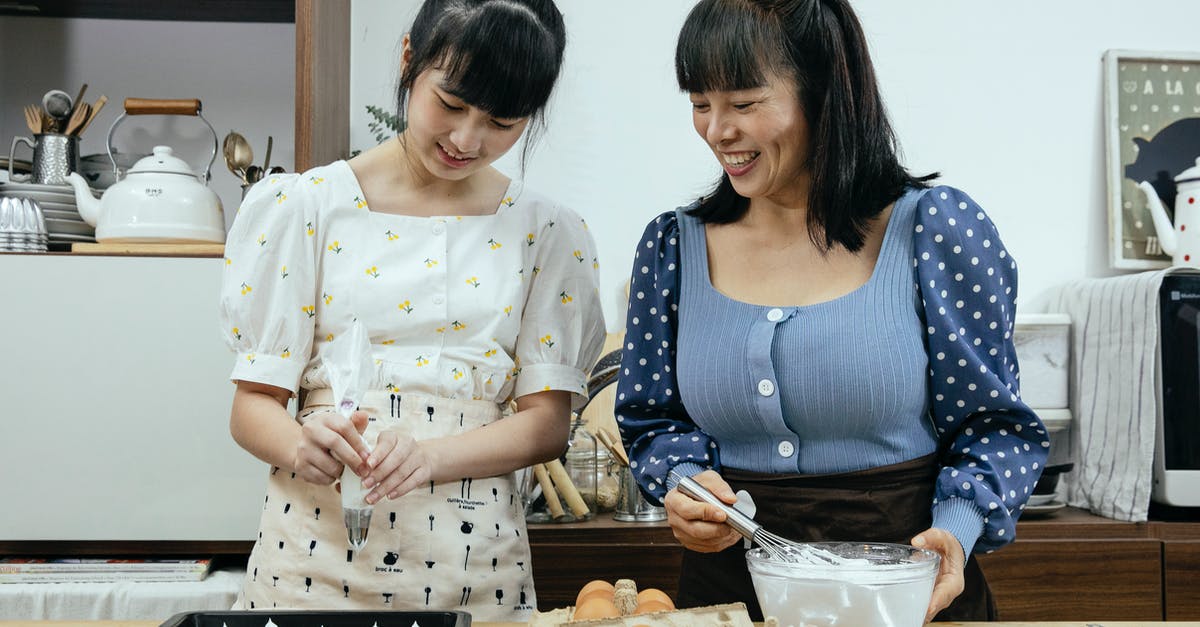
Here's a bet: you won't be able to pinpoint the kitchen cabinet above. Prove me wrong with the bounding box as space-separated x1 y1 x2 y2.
1165 541 1200 619
522 508 1200 619
976 538 1162 620
1159 517 1200 620
0 0 294 22
527 514 683 611
0 254 264 543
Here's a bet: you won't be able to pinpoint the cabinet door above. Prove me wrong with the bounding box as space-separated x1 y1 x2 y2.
529 542 683 611
0 256 263 542
1165 540 1200 619
977 539 1163 620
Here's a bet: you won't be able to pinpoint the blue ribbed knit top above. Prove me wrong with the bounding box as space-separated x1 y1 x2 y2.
674 186 936 474
615 185 1048 556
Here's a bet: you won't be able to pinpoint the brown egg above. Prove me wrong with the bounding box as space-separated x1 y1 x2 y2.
636 587 675 610
574 579 615 607
633 599 674 615
573 596 621 621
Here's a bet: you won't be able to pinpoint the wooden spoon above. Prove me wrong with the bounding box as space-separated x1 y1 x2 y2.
76 95 107 136
65 102 91 136
23 104 42 134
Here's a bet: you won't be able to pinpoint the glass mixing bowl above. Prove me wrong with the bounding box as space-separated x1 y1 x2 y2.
745 542 939 627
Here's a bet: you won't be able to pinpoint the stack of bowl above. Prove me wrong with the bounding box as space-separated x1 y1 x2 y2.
0 197 48 252
0 179 96 247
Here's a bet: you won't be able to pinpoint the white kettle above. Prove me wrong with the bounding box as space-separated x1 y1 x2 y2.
1139 157 1200 269
65 98 224 244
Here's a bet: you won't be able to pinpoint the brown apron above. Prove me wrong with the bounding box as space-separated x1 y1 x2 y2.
676 454 996 622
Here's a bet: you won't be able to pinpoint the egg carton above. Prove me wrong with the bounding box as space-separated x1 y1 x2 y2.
529 602 757 627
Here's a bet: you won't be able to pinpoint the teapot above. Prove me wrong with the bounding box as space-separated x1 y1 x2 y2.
65 98 224 244
1139 157 1200 269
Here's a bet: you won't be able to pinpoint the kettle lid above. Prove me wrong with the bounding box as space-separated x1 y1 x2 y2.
127 146 196 177
1175 157 1200 184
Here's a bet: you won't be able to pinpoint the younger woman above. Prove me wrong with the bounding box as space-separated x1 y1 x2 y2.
219 0 604 619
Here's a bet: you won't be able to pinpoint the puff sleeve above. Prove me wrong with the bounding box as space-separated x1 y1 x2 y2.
218 174 319 394
914 186 1049 554
512 206 606 410
614 211 719 505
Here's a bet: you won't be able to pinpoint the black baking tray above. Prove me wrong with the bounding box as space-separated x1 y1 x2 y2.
161 611 471 627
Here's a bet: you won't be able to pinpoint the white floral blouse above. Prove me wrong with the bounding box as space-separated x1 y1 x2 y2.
218 161 606 409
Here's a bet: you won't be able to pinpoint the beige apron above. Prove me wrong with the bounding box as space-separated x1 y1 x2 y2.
235 389 537 620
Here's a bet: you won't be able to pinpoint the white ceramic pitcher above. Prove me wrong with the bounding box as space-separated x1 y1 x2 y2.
1139 157 1200 269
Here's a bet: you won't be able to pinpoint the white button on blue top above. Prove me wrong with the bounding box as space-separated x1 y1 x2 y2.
777 441 795 458
433 296 445 305
432 223 446 235
757 379 775 396
767 308 784 322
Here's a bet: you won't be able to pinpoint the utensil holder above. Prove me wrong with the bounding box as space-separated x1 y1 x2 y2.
613 466 666 522
9 133 79 185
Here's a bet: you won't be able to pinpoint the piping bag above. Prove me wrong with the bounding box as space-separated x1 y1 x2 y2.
325 319 376 551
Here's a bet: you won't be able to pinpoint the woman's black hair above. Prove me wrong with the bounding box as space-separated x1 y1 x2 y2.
676 0 937 252
396 0 566 170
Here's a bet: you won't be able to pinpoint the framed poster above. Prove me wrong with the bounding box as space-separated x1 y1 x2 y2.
1104 50 1200 270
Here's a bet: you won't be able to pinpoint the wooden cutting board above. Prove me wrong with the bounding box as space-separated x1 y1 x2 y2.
70 242 225 257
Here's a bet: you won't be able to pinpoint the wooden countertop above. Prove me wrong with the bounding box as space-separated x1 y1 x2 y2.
4 614 1195 619
2 501 1194 558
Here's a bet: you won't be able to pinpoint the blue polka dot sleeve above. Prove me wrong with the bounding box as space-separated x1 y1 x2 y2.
915 186 1049 554
614 211 717 505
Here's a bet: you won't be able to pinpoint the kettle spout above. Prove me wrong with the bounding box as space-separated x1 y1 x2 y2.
66 172 102 228
1139 180 1177 256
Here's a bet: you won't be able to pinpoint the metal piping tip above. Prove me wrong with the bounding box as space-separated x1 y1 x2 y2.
344 508 372 551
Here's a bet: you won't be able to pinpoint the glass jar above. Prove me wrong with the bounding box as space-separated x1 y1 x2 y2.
595 447 619 512
562 417 598 521
524 415 598 523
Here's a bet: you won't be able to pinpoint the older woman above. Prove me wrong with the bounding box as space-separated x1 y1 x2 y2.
615 0 1046 622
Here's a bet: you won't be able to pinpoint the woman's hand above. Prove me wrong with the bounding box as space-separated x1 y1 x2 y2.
911 528 966 623
292 409 371 485
362 428 435 503
663 470 742 553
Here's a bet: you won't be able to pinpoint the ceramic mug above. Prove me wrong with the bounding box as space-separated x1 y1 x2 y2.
9 133 80 185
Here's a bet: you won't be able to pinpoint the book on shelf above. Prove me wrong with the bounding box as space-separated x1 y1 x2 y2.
0 558 213 583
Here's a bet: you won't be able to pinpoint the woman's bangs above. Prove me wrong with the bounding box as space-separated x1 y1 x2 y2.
435 21 557 119
676 2 782 94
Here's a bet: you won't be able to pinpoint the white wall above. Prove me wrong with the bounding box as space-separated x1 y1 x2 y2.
352 0 1200 327
0 17 295 232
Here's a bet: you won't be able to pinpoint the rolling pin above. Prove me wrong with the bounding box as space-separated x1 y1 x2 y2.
546 458 591 518
533 463 566 519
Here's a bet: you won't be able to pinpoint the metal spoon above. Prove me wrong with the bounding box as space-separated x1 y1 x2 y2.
222 131 254 182
41 90 73 132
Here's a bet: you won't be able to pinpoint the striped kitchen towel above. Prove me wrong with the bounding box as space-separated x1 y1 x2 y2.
1047 270 1166 522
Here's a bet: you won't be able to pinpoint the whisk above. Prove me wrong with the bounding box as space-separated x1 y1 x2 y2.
672 471 823 563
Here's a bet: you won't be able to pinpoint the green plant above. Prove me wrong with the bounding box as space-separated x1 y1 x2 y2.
366 104 404 144
351 105 406 157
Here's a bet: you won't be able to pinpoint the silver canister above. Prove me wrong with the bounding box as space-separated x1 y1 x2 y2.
9 133 80 185
613 466 666 522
